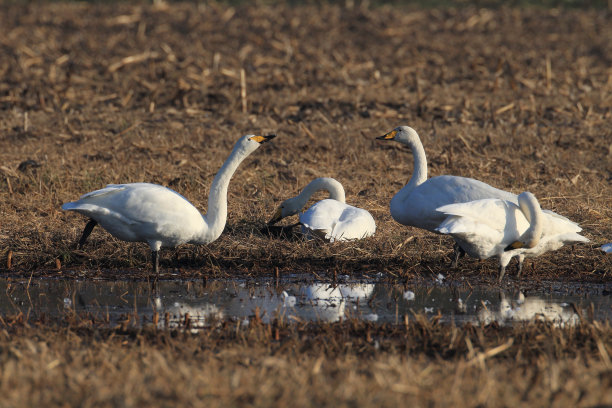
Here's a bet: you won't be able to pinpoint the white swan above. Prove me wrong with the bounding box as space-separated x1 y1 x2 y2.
436 192 589 282
268 177 376 242
377 126 518 232
62 134 275 273
377 126 522 264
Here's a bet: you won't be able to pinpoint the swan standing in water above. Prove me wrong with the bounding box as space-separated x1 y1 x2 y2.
376 126 518 263
436 192 589 282
268 177 376 242
62 134 276 274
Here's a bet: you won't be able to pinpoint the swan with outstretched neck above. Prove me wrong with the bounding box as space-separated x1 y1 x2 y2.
377 126 518 230
436 191 589 282
268 177 376 242
62 134 275 274
377 126 519 263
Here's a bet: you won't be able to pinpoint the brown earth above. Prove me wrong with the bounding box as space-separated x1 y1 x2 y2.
0 3 611 286
0 313 610 407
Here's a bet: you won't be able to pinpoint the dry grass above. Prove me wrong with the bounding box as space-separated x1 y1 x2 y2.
0 312 609 407
0 3 610 285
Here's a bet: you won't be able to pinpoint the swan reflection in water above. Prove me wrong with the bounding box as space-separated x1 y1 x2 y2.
154 282 377 330
477 292 580 327
150 285 584 331
154 298 224 332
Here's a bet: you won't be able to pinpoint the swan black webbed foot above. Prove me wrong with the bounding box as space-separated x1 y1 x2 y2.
451 242 466 268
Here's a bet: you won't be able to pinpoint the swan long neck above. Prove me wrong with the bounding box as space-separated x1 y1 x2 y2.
391 135 428 208
196 145 250 243
295 177 346 209
518 192 544 248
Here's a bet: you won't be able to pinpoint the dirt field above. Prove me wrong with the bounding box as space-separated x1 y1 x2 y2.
0 3 611 406
0 314 610 407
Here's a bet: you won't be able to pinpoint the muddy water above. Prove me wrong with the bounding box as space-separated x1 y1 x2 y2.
0 277 609 330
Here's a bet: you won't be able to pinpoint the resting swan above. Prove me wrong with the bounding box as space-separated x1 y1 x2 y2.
268 177 376 242
62 134 276 274
435 191 589 282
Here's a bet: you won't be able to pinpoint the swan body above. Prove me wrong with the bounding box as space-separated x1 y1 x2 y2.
63 183 210 247
62 134 275 273
436 192 589 282
269 177 376 242
377 126 518 232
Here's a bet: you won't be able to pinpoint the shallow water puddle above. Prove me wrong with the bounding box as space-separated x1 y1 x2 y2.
0 277 609 330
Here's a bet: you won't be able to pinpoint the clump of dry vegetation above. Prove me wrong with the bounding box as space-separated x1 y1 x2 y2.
0 3 610 285
0 312 609 407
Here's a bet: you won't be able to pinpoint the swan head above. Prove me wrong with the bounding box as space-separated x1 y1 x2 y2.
376 126 420 145
268 196 301 224
231 134 276 157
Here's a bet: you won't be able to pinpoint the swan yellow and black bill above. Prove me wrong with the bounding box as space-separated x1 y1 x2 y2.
250 134 276 143
268 207 283 225
376 130 397 140
504 241 525 251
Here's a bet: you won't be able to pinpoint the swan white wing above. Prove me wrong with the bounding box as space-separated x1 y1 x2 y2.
329 206 376 242
61 202 138 226
542 209 573 223
436 199 526 233
62 183 206 245
299 199 344 237
392 175 518 230
299 199 375 242
436 216 505 259
541 211 583 234
76 184 129 200
436 198 531 259
525 232 589 257
430 176 518 203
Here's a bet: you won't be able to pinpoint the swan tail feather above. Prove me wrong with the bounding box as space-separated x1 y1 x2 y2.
557 233 589 244
61 203 138 225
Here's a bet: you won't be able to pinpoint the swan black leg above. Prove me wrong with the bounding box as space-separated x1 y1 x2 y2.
451 242 465 268
77 219 97 249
